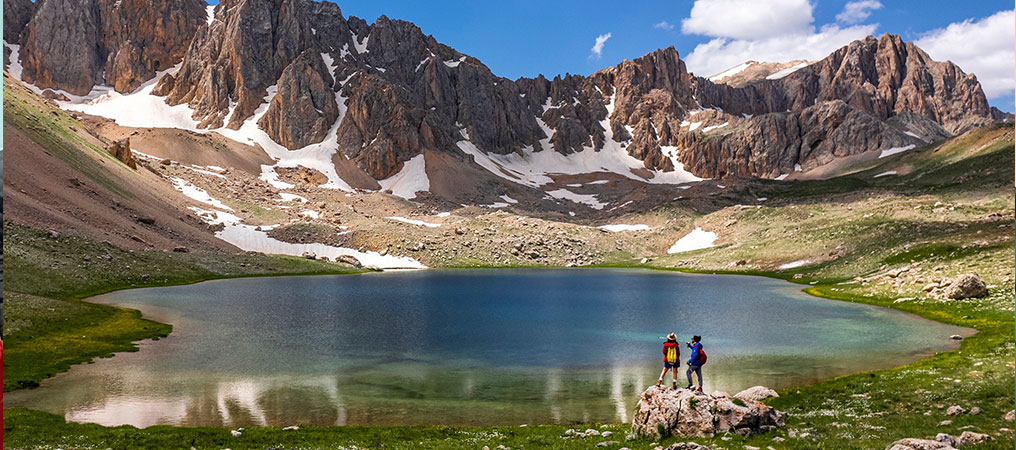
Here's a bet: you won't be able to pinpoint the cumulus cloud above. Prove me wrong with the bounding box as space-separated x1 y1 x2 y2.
836 1 883 24
590 32 612 59
680 0 877 78
654 21 676 31
685 24 876 78
681 0 814 40
916 9 1015 101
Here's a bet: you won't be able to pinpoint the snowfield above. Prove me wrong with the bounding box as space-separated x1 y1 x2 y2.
216 224 425 269
778 259 812 269
378 154 430 200
455 93 703 191
545 189 607 210
667 227 718 254
708 62 752 82
766 62 810 80
277 193 308 203
879 144 916 159
386 216 441 228
171 177 233 211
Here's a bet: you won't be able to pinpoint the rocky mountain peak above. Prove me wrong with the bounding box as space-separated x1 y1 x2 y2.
5 1 1006 191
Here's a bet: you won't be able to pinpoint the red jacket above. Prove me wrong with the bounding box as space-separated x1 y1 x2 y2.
662 340 679 362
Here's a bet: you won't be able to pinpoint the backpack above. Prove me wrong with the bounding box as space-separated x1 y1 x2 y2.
698 348 707 365
666 346 678 364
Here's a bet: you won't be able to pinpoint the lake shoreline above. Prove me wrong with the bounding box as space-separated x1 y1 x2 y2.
8 267 974 423
5 252 1013 449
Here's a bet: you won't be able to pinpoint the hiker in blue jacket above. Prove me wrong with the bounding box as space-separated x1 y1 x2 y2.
685 335 704 391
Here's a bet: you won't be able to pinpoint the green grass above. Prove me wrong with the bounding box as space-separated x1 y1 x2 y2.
3 221 367 392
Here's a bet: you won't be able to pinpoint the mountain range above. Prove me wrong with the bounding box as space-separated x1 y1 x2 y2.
3 0 1011 206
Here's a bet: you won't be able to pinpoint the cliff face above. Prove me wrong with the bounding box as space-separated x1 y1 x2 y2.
3 0 34 44
16 0 205 95
7 0 1002 182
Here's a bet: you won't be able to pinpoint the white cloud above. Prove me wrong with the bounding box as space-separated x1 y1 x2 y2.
916 9 1015 100
590 32 612 59
685 24 876 78
836 1 883 24
681 0 814 40
654 21 675 31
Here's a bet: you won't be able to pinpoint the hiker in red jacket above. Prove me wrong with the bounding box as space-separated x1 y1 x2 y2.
656 333 680 389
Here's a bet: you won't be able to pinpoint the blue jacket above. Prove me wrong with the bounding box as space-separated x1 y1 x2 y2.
687 342 703 366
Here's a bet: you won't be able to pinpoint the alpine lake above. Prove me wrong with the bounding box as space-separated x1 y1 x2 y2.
5 269 970 427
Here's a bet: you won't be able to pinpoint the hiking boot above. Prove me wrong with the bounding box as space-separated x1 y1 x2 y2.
686 384 693 389
671 382 678 389
655 380 662 387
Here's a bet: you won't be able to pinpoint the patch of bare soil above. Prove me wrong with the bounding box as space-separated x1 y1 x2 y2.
3 124 236 253
81 115 272 175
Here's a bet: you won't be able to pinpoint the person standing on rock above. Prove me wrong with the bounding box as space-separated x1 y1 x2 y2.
656 333 680 389
686 335 705 392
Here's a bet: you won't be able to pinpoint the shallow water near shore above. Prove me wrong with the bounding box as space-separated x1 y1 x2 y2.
6 269 969 427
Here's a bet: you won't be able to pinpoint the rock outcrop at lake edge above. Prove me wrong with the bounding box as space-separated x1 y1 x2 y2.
631 385 785 439
887 431 994 450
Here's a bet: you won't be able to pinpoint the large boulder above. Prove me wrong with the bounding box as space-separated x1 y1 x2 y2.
886 438 957 450
945 274 987 299
888 432 994 450
733 386 779 402
107 138 137 169
631 386 784 439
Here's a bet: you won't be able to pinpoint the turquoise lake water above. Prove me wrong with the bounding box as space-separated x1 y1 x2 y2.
5 269 968 427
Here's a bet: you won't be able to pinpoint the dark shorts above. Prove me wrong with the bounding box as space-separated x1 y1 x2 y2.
664 360 679 368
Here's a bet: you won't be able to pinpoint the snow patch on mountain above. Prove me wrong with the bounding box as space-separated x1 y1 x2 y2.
4 41 23 79
277 192 308 203
708 62 752 82
172 177 233 211
352 33 369 54
879 144 915 158
766 62 810 80
457 93 702 191
216 224 425 269
443 56 466 68
778 259 811 269
545 189 606 210
378 154 429 200
386 216 440 228
667 227 717 254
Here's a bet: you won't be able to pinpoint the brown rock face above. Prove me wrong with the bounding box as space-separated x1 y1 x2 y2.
19 0 104 95
3 0 35 43
258 50 338 149
337 73 432 179
18 0 205 95
99 0 207 93
157 0 317 129
779 34 993 135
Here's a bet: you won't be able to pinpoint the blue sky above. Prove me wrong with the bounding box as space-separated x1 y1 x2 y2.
211 0 1015 109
